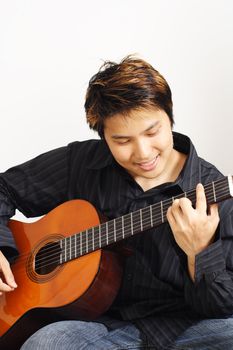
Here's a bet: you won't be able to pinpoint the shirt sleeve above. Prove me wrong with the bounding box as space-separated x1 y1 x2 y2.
0 145 70 258
184 198 233 317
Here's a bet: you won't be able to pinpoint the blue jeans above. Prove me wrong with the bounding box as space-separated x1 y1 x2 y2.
20 320 146 350
20 317 233 350
170 316 233 350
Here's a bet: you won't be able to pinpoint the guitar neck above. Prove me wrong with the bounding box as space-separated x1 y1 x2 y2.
60 175 233 264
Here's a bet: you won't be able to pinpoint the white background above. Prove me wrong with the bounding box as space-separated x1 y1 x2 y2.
0 0 232 176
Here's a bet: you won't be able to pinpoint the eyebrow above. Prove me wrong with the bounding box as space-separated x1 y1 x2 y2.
111 121 160 139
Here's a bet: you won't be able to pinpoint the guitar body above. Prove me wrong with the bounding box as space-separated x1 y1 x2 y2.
0 200 123 350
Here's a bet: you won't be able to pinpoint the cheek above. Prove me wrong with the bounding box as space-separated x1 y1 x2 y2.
156 132 173 151
109 146 131 164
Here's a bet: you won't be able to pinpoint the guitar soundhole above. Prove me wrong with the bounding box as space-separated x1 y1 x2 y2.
35 242 61 275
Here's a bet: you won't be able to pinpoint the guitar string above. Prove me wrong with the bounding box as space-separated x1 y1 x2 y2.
11 182 230 271
12 184 230 274
27 188 230 272
17 178 227 263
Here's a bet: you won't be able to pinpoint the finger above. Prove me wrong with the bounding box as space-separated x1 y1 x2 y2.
170 199 185 222
0 251 17 288
0 278 14 292
166 206 176 227
4 270 18 289
209 203 219 219
177 197 193 217
167 201 183 229
196 183 207 213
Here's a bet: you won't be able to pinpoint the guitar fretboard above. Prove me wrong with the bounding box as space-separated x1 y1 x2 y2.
60 176 233 264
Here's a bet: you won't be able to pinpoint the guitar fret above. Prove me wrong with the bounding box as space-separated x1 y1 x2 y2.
161 201 164 223
164 199 172 212
133 210 140 232
106 222 108 245
70 236 73 260
77 234 81 257
212 181 216 202
213 178 228 202
66 237 69 260
114 219 116 241
150 205 153 227
99 226 101 248
92 227 95 251
74 234 77 258
60 240 63 264
86 229 88 253
100 223 107 247
69 236 72 260
73 235 77 259
88 228 91 251
122 216 124 239
131 212 133 235
151 205 156 226
80 232 82 256
140 209 143 231
65 238 68 262
123 214 131 239
107 220 114 245
115 217 122 241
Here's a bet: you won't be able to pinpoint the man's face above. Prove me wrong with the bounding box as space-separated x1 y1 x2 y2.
104 108 175 184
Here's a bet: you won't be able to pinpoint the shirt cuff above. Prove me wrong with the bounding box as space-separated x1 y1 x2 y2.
194 239 225 283
0 224 18 249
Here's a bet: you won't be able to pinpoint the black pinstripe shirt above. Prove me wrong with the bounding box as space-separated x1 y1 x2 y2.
1 132 233 349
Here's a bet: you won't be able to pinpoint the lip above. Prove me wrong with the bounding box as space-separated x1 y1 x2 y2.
135 155 159 171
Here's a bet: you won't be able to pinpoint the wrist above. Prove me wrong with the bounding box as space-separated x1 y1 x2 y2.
188 255 195 265
187 255 195 282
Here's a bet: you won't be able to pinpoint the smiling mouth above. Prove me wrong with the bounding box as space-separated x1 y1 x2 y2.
135 155 159 171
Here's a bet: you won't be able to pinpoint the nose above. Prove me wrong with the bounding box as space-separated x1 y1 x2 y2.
133 139 151 161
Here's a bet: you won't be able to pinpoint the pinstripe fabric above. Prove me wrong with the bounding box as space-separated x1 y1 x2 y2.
0 132 233 349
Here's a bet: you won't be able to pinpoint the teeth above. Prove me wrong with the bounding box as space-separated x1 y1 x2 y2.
138 156 157 166
140 160 154 166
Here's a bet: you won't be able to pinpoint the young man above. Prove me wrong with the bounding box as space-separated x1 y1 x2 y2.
0 56 233 349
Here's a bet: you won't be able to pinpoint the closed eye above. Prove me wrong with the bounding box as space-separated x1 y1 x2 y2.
116 139 130 145
147 128 160 137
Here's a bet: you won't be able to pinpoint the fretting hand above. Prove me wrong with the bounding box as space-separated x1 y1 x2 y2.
167 184 220 278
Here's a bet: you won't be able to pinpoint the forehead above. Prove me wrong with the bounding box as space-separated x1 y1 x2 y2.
104 108 168 134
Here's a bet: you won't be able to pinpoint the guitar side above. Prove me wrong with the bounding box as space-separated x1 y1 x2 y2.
0 200 123 349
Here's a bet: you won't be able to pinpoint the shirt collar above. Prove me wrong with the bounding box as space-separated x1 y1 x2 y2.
173 132 201 191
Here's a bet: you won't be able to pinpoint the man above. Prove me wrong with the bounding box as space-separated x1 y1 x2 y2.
0 56 233 349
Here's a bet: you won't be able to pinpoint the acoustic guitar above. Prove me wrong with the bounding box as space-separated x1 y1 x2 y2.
0 176 232 349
